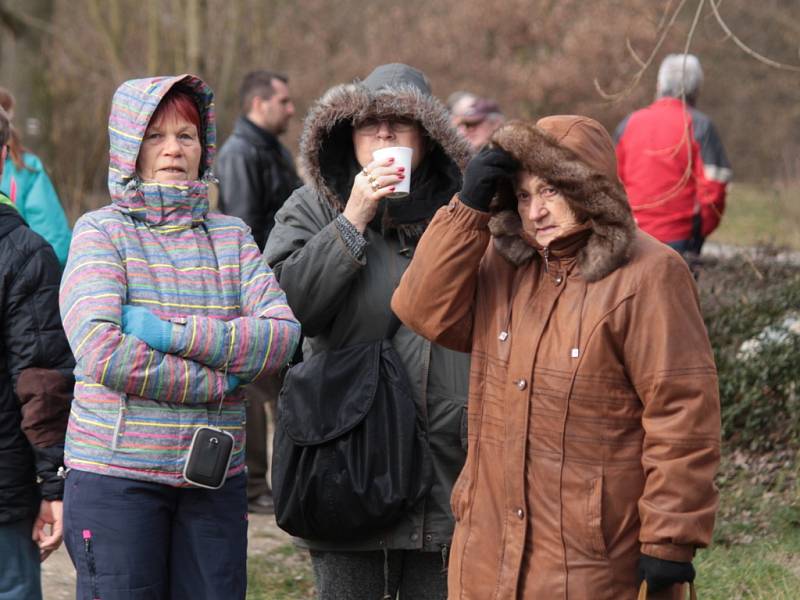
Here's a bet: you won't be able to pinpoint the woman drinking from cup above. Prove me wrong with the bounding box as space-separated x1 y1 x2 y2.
265 63 472 599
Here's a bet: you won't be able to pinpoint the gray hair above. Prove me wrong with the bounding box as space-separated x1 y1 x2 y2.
447 91 476 111
0 105 9 148
657 54 704 104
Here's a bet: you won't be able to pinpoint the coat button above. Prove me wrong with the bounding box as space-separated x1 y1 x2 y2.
515 379 527 390
425 534 432 542
516 508 524 519
410 532 419 541
555 275 563 285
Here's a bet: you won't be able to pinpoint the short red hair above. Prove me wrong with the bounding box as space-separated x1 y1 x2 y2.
149 86 202 138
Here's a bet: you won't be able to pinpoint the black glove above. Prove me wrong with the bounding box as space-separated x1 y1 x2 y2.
459 147 519 212
637 554 695 594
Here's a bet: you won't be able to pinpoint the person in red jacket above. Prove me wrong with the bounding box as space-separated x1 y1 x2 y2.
614 53 732 256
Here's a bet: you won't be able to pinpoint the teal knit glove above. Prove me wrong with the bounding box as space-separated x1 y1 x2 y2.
121 305 175 353
225 374 241 393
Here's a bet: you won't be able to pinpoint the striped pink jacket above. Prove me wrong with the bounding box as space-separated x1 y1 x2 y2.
59 75 300 485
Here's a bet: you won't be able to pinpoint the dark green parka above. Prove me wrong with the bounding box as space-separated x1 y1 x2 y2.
265 64 472 552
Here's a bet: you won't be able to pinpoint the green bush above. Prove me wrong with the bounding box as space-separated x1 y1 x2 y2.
698 256 800 451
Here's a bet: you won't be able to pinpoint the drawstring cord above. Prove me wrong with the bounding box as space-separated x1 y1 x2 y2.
499 270 527 342
571 281 589 359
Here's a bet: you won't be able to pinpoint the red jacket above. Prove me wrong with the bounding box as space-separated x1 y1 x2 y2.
615 98 731 243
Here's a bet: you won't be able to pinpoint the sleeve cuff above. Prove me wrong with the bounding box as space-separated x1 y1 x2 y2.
334 214 368 260
167 316 191 355
445 195 493 231
640 543 696 562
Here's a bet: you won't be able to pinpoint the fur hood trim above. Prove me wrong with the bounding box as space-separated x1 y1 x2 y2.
299 68 471 212
487 119 636 282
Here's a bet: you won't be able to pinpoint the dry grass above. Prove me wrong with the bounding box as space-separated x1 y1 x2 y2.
709 183 800 250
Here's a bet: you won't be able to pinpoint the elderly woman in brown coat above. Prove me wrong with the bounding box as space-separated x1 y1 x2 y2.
391 116 720 599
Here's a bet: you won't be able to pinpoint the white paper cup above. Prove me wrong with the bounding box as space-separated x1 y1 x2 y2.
372 146 413 199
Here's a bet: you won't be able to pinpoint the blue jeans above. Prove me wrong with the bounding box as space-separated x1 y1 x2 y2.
0 518 42 600
63 470 248 600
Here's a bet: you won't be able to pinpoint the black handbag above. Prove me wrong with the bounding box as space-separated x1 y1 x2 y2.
271 316 433 540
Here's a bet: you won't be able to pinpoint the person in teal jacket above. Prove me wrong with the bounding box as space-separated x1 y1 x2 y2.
0 88 72 266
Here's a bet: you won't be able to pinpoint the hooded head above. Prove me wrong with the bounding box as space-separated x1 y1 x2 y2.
107 75 216 224
487 116 636 281
299 63 471 233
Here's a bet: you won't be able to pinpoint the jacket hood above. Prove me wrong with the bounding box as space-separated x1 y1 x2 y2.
107 74 216 227
487 118 636 282
0 202 25 240
299 63 472 212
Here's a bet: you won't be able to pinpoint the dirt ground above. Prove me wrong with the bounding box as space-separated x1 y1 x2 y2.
42 511 292 599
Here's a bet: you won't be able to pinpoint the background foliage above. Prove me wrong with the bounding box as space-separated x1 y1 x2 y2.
2 0 800 222
698 255 800 451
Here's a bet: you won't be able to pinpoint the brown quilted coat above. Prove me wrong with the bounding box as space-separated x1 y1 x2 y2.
391 118 720 599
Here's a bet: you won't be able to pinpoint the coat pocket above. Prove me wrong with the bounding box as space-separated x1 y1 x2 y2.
586 476 608 559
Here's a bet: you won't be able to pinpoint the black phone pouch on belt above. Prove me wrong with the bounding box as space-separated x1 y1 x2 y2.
183 426 235 489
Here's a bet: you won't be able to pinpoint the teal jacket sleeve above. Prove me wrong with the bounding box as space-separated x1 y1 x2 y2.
10 153 72 266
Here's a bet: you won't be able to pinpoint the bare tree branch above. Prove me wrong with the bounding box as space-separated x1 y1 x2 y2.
147 0 160 74
186 0 201 74
709 0 800 72
594 0 689 102
0 4 26 36
87 0 127 81
625 37 646 69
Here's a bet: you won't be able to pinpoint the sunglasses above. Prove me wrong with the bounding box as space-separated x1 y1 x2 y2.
353 117 418 135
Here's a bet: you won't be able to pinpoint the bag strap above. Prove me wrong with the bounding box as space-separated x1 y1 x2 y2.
384 311 402 340
637 581 697 600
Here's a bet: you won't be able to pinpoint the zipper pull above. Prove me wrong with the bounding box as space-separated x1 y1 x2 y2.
543 247 550 273
498 331 509 341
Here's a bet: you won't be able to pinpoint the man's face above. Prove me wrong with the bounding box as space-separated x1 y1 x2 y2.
254 79 295 136
455 116 502 150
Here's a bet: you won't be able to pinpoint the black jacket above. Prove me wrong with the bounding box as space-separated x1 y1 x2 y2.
215 117 302 249
0 201 74 524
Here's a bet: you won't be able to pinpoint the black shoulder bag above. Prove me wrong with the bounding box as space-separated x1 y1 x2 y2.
271 315 433 540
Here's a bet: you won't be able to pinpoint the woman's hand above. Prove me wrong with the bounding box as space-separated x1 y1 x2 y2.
32 499 63 562
460 147 519 212
121 305 175 353
342 157 406 232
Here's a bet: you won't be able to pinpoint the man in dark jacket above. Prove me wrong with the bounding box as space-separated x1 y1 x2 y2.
215 70 301 248
0 106 74 599
215 71 302 514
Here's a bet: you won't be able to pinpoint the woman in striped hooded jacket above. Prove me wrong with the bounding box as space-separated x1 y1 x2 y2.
58 75 300 600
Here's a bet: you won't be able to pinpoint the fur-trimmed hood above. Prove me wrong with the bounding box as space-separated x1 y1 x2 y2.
299 63 471 213
487 117 636 282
